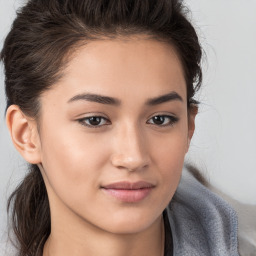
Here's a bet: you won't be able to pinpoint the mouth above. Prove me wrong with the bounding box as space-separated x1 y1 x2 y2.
101 181 155 203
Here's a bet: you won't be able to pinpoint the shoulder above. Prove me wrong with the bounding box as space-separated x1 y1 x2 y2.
166 166 240 256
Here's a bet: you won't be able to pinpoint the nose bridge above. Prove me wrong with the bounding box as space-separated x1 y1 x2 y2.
111 121 149 171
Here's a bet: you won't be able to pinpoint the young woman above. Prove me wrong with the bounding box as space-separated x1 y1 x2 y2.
1 0 239 255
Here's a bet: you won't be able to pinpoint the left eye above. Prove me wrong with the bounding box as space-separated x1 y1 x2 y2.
78 116 109 127
147 115 178 126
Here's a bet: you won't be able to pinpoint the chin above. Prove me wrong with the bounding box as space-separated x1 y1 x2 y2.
99 210 162 235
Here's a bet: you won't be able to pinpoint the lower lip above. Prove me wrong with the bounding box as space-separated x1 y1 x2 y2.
102 188 153 203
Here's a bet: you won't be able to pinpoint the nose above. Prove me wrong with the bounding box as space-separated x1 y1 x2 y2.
110 124 150 172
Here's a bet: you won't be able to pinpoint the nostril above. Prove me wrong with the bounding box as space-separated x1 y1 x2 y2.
110 153 150 172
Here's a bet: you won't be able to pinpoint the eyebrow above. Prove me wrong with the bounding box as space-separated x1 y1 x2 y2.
67 91 183 106
146 91 183 105
68 93 121 105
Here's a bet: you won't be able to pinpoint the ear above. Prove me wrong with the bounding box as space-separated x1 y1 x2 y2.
6 105 41 164
186 105 198 151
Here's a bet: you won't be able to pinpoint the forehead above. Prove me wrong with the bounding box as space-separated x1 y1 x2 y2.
43 37 186 104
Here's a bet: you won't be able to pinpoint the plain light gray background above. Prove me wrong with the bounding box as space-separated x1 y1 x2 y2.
1 0 256 251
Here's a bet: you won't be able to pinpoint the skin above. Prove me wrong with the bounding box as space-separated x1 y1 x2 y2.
6 37 197 256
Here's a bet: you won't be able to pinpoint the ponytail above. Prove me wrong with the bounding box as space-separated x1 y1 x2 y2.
7 165 50 256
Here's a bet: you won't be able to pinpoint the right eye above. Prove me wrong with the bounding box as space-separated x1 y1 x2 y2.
78 116 110 128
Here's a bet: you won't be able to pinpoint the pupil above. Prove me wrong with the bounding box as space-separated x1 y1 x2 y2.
153 116 164 125
89 117 101 125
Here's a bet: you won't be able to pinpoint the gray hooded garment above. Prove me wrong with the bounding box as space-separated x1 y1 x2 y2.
165 169 240 256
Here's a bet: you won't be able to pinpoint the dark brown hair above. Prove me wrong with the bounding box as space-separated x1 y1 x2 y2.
1 0 202 255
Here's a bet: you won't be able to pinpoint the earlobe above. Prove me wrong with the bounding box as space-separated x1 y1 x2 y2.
6 105 41 164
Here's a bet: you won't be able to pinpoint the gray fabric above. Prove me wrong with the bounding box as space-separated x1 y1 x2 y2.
166 169 240 256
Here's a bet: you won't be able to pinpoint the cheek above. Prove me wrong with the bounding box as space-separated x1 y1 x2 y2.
150 126 188 194
39 123 111 199
152 122 188 164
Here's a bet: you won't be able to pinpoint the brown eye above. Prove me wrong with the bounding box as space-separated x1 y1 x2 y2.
78 116 110 127
147 115 178 126
152 116 165 125
88 117 103 126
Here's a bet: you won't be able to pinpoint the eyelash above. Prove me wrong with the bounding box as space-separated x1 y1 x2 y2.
77 115 179 128
78 116 110 128
146 115 179 127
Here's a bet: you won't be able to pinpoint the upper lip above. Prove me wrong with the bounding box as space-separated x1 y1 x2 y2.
101 181 155 190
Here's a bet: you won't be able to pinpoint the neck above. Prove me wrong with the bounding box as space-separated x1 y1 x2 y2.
43 215 164 256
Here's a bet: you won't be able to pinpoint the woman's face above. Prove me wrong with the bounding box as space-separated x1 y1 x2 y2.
37 37 195 234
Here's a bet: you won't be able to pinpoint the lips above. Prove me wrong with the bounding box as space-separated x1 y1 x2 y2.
101 181 155 203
